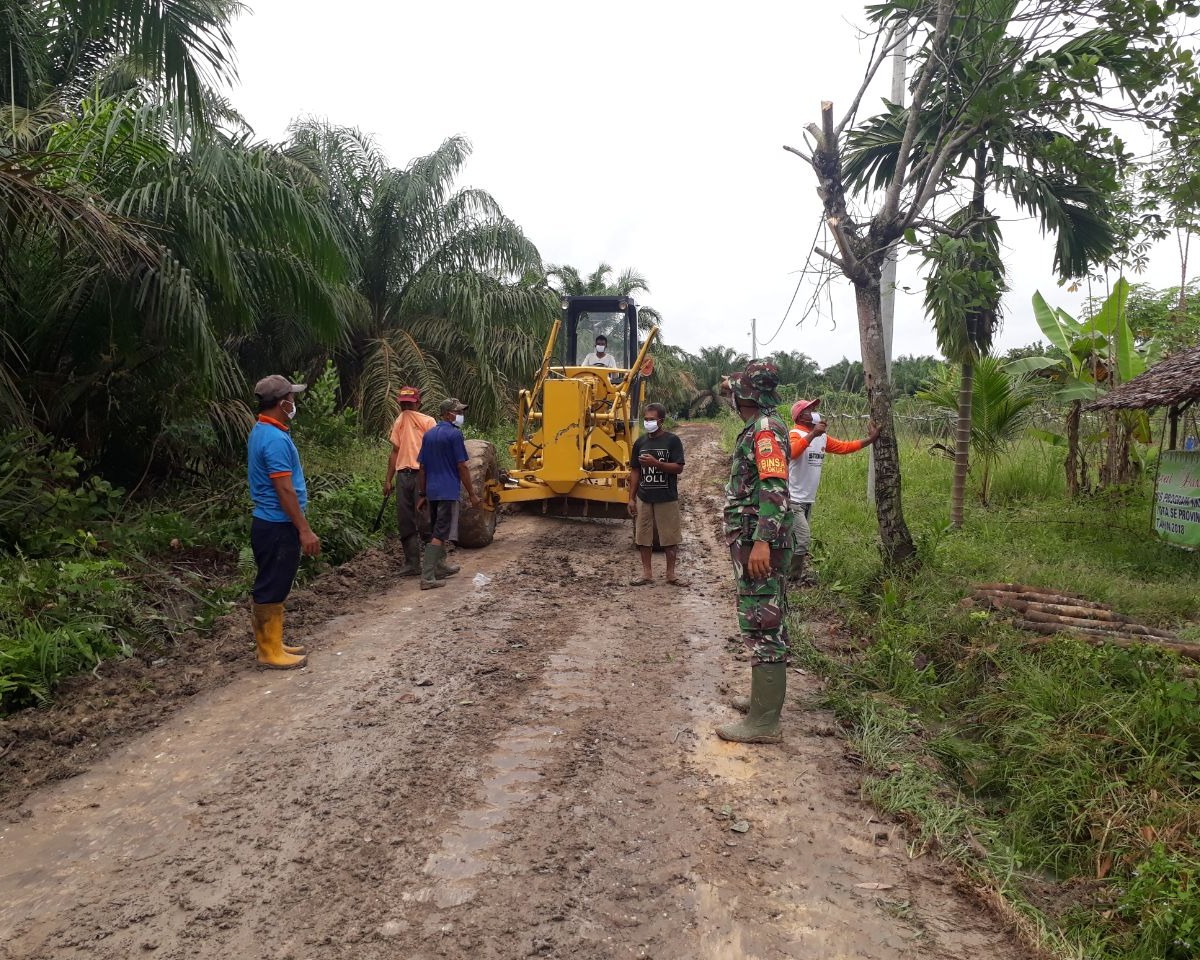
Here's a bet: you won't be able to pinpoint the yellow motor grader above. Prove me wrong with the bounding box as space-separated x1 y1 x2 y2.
453 296 659 547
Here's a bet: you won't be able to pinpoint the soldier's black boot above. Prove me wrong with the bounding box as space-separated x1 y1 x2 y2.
717 662 785 743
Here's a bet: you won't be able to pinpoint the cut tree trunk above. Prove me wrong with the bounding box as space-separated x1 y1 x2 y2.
950 359 973 528
1015 621 1200 662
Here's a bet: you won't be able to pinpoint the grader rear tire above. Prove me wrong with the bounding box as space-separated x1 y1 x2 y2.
457 439 498 548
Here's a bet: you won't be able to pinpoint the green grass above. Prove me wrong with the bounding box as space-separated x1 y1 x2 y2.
786 435 1200 960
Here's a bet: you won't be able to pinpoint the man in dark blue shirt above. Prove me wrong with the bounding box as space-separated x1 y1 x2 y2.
417 398 482 590
247 374 320 669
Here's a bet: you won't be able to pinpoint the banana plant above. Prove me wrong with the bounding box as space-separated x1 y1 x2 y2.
1007 280 1162 493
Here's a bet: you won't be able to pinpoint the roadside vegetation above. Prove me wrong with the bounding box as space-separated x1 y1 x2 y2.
785 429 1198 960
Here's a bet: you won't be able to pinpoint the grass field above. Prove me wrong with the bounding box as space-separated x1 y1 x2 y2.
787 430 1200 959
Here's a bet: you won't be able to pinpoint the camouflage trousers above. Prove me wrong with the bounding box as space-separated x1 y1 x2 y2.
729 539 793 665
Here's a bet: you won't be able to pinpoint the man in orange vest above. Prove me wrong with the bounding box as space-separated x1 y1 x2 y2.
788 398 878 584
384 386 438 577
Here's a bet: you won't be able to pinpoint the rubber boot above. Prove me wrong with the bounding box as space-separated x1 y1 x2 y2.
420 544 446 590
716 662 785 743
789 553 817 587
252 602 308 669
400 535 422 577
436 548 461 578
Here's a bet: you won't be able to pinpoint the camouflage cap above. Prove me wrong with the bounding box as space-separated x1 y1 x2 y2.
729 360 782 409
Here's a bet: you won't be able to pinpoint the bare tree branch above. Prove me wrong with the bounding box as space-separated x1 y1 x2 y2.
882 0 954 225
835 22 905 138
813 245 846 271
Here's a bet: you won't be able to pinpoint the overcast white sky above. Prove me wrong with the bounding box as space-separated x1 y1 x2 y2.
226 0 1187 368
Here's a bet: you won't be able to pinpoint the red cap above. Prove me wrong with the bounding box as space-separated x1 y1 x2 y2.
790 398 820 423
397 386 421 403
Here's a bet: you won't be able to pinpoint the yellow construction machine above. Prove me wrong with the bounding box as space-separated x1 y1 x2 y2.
452 296 658 548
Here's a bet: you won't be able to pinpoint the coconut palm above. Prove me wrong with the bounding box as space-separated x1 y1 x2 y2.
287 121 552 430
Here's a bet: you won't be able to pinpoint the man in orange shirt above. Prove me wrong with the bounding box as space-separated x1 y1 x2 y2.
384 386 438 577
788 398 878 584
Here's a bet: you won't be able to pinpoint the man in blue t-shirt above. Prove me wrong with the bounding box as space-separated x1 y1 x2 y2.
417 398 481 590
246 374 321 669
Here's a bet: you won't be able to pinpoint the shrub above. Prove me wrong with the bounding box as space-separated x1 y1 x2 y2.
0 432 121 556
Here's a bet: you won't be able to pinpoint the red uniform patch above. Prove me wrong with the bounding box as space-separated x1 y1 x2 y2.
754 429 787 479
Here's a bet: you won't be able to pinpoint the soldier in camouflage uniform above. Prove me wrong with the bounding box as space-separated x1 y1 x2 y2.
717 360 794 744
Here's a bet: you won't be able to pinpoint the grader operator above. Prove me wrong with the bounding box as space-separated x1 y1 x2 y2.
452 295 660 548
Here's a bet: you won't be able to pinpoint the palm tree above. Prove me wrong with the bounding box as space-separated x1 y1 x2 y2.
684 345 749 417
0 4 359 473
918 356 1037 505
1 0 240 130
545 262 664 332
844 12 1118 528
2 97 355 471
287 121 552 430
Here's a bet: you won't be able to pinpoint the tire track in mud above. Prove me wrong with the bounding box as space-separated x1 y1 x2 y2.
0 424 1031 960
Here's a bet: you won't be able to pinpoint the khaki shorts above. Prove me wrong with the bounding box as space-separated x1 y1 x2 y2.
634 498 683 547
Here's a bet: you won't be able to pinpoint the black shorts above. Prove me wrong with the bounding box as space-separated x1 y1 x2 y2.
429 499 455 542
250 518 301 604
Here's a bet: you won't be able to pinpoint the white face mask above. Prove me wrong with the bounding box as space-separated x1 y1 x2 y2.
454 413 465 428
595 345 605 355
283 398 297 420
810 412 822 424
643 419 659 433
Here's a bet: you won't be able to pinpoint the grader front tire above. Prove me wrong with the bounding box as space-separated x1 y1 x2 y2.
457 439 498 548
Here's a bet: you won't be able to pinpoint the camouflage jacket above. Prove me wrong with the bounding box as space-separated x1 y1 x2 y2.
723 411 793 546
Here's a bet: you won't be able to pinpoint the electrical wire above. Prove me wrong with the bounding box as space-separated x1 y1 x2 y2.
758 218 826 349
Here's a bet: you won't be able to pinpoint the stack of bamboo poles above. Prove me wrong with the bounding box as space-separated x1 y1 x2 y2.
972 583 1200 662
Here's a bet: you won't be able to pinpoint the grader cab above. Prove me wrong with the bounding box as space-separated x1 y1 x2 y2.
495 295 659 517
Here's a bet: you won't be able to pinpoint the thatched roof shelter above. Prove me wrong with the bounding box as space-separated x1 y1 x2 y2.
1086 346 1200 448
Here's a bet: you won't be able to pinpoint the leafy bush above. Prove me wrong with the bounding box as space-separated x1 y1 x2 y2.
296 360 358 450
0 555 134 710
305 473 388 565
0 432 121 556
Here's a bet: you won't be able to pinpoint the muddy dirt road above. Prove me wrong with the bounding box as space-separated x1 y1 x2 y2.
0 425 1028 959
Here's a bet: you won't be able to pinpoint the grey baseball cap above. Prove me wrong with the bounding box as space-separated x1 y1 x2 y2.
253 375 306 403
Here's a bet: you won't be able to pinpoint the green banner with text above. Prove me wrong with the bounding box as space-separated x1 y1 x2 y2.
1154 451 1200 549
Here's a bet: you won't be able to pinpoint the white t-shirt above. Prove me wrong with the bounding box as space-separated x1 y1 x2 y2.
581 351 617 368
788 427 827 504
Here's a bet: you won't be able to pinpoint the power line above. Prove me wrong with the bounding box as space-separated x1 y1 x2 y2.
759 218 827 349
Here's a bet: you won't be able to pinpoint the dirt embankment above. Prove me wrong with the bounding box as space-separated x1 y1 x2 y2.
0 424 1031 959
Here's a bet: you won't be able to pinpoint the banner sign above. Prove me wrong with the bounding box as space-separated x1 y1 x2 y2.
1154 451 1200 549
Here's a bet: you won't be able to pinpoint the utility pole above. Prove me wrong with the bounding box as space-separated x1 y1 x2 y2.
750 318 758 360
869 29 907 501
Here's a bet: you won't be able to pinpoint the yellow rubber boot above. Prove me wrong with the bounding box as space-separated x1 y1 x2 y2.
252 602 308 669
251 602 307 655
